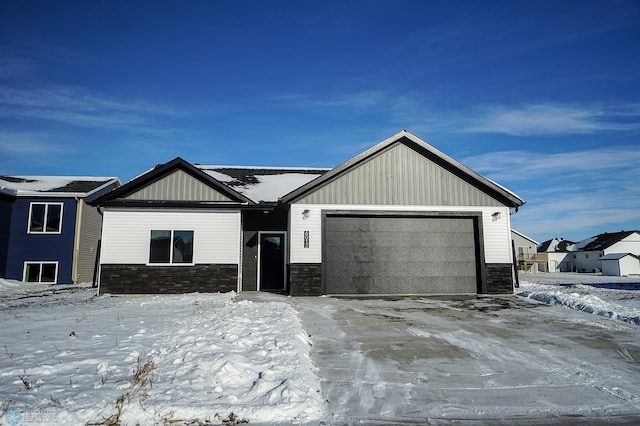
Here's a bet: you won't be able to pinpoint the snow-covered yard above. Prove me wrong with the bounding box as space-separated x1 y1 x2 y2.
1 272 640 425
0 280 323 425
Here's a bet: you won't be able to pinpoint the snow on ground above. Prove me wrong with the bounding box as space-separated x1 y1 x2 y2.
0 279 324 425
517 272 640 325
2 273 640 424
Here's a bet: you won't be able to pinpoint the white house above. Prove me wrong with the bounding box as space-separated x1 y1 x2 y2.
92 130 526 296
537 237 575 272
572 231 640 273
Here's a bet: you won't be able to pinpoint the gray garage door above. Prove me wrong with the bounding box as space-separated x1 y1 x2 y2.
323 215 479 294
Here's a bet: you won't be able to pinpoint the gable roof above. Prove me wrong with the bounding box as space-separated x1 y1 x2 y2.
512 229 538 245
537 237 576 253
599 252 640 261
0 175 120 198
573 230 640 252
197 166 329 203
280 130 525 207
92 157 255 207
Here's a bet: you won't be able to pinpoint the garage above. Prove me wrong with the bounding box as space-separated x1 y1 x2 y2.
323 214 481 294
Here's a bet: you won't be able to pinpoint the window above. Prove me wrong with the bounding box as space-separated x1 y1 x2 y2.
23 262 58 283
28 203 63 233
149 230 194 264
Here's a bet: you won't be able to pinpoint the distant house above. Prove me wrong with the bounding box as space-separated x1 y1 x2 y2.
571 230 640 273
92 130 525 296
537 237 575 272
599 253 640 277
0 176 120 284
511 229 541 273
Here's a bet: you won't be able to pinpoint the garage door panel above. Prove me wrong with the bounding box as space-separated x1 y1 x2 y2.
336 276 476 294
366 261 477 277
324 215 479 294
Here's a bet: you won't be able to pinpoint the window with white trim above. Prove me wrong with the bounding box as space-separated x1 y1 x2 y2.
28 202 63 233
23 262 58 283
149 230 194 264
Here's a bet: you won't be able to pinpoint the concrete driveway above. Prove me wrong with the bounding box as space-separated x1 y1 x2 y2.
283 295 640 424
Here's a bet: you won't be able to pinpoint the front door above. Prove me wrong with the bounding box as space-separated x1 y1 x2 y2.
259 232 286 291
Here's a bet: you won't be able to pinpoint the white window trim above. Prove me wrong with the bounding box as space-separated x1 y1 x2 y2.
22 261 59 284
147 229 195 266
27 202 64 234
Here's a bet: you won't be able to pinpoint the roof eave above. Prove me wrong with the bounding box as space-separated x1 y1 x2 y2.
92 157 256 206
99 200 250 209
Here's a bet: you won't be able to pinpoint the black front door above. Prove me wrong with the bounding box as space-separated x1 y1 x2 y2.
259 233 285 291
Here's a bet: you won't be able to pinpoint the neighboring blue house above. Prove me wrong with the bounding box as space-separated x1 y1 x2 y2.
0 176 120 284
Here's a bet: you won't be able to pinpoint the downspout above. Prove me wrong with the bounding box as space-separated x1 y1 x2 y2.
92 206 104 292
72 197 83 284
508 206 520 288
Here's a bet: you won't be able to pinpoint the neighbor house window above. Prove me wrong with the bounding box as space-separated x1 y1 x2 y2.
149 230 194 264
28 203 63 233
23 262 58 283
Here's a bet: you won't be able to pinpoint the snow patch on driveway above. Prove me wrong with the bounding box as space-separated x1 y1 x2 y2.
517 273 640 325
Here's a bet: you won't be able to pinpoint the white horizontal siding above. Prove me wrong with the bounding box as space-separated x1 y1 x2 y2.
101 209 240 264
289 204 512 264
608 234 640 256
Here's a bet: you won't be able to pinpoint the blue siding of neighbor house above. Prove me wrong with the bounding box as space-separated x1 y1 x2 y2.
0 195 14 277
5 197 77 284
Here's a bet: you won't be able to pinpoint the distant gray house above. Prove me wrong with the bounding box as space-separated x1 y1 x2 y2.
511 229 540 273
92 130 526 296
571 230 640 273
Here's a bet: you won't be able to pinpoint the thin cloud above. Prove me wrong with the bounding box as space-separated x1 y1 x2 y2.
0 132 63 155
466 146 640 241
463 146 640 182
461 104 640 136
0 85 179 131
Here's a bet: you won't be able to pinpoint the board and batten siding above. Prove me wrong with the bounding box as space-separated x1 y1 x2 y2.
100 209 241 265
289 204 513 264
73 200 103 283
295 143 505 207
125 169 233 202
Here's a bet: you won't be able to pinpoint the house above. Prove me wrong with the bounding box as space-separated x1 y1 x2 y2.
537 237 575 272
599 253 640 277
511 229 541 273
571 230 640 273
0 175 120 284
92 130 525 296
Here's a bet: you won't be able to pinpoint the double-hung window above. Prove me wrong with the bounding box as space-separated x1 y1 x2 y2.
149 230 194 264
28 202 63 233
23 262 58 283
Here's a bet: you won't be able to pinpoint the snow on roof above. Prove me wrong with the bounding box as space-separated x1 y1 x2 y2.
0 175 119 197
573 231 640 252
537 237 576 253
197 166 329 203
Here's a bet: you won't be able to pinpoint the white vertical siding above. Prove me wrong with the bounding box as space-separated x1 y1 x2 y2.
289 204 512 264
101 209 240 264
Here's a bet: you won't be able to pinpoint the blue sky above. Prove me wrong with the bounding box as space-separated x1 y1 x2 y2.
1 0 639 243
